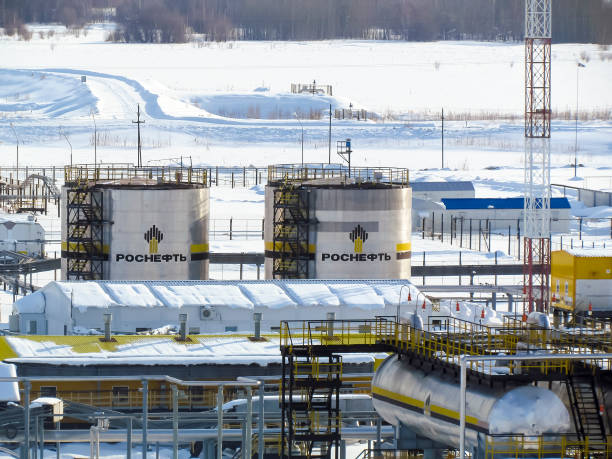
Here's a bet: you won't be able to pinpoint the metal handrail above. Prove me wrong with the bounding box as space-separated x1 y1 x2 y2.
64 164 208 186
268 164 409 185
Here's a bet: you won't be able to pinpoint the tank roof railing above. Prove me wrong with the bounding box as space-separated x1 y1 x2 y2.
268 163 409 186
64 164 208 187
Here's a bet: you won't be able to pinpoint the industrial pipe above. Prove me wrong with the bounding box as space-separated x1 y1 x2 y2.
1 426 395 443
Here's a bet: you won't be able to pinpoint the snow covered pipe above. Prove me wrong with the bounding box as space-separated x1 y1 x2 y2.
253 312 262 340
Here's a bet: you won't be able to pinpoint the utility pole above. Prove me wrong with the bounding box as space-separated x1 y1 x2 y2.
328 104 332 164
441 108 445 169
574 62 586 177
295 113 304 166
9 123 18 178
61 130 73 168
91 109 97 169
132 104 145 167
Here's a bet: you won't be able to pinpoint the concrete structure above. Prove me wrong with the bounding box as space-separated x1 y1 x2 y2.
422 197 571 233
264 164 411 279
61 165 209 281
9 279 442 336
551 248 612 317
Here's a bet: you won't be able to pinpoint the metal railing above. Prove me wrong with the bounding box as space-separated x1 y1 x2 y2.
64 164 208 186
268 164 409 186
280 318 612 377
484 433 612 457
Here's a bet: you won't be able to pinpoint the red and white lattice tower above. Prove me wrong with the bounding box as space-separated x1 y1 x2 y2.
523 0 552 314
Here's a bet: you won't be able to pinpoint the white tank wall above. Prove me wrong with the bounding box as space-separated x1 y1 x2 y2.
61 186 209 280
265 185 412 279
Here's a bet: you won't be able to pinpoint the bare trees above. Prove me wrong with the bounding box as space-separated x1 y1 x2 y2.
0 0 610 44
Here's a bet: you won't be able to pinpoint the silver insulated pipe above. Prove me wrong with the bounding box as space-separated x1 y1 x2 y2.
253 312 262 340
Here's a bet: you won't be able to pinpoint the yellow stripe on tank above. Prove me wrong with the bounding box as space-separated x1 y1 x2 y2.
372 385 483 427
190 243 210 253
396 242 411 252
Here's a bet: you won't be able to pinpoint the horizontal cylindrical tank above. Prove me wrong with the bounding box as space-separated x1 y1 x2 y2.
61 169 209 281
264 166 411 279
371 356 571 450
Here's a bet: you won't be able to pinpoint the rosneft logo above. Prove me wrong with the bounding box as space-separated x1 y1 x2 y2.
144 225 164 254
321 223 391 263
349 225 368 253
115 225 189 264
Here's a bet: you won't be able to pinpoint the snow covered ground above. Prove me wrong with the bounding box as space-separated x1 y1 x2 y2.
0 24 610 302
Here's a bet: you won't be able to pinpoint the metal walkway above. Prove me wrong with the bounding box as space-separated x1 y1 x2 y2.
280 317 612 458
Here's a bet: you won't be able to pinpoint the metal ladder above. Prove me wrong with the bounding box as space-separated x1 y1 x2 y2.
282 349 342 459
567 370 607 449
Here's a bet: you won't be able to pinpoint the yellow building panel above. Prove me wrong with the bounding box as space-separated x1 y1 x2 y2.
574 256 612 280
551 250 612 312
0 337 18 360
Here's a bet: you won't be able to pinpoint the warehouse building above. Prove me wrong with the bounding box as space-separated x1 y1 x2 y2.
10 279 438 336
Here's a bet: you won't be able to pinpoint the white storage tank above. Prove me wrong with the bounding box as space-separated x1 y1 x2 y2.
264 164 411 279
61 165 209 280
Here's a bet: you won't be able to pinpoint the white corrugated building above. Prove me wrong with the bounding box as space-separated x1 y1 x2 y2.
12 279 441 335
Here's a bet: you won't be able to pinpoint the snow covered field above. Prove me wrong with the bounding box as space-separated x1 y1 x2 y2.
0 23 610 293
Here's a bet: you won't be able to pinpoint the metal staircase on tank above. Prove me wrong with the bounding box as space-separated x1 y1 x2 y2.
272 185 310 279
281 347 342 459
567 368 608 449
65 187 105 280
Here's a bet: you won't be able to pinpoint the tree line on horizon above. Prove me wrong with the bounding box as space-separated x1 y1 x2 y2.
1 0 611 44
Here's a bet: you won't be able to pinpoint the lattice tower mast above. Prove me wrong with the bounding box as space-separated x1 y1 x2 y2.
524 0 552 313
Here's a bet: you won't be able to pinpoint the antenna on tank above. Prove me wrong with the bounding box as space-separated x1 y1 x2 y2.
132 104 145 167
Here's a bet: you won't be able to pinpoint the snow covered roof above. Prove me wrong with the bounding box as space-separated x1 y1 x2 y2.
15 279 421 313
3 335 383 367
562 247 612 258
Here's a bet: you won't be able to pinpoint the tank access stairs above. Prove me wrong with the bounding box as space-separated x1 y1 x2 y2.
567 368 609 450
272 185 310 279
65 187 105 280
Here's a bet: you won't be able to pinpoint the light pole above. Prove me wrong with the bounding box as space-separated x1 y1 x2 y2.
574 62 586 177
396 285 412 322
9 123 19 180
61 130 72 168
294 113 304 165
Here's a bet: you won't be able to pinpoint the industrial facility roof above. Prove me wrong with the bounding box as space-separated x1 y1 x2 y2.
0 335 384 367
14 279 422 313
562 247 612 258
441 197 571 210
410 181 474 192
